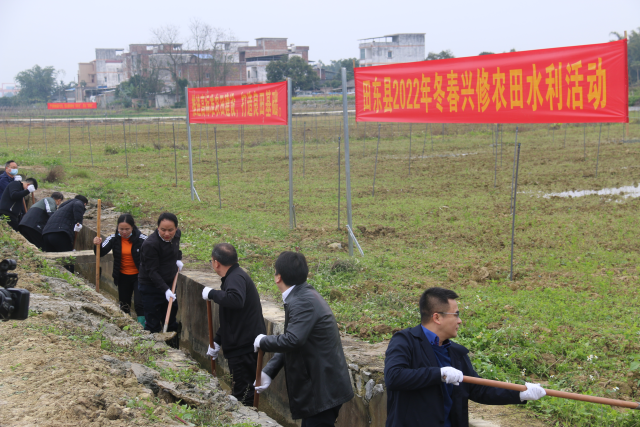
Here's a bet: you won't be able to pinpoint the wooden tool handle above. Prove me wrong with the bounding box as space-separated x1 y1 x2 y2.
206 301 217 377
95 199 101 292
162 272 179 333
254 349 265 408
462 376 640 409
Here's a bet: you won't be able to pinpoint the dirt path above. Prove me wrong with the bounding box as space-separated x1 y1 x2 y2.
0 237 278 427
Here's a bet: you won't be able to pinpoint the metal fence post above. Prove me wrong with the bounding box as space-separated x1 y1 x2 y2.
214 127 222 208
342 68 354 256
509 143 521 281
287 78 294 229
185 87 195 200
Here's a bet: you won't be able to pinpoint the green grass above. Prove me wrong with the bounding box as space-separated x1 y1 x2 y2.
4 116 640 425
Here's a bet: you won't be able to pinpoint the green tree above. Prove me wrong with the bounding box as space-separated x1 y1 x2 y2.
325 58 360 81
266 56 319 94
425 50 455 61
14 65 57 103
478 51 494 56
611 28 640 84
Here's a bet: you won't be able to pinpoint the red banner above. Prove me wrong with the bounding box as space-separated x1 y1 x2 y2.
355 40 628 124
47 102 97 110
188 81 287 125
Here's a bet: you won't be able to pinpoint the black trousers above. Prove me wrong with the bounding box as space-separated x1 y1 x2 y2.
42 232 73 252
227 352 258 407
19 225 44 250
42 232 75 273
301 404 343 427
117 273 143 316
141 288 178 333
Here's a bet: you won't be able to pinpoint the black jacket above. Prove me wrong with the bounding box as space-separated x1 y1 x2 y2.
19 197 59 233
0 181 30 222
0 172 15 196
261 282 354 419
42 198 85 241
384 325 524 427
138 229 182 293
207 264 266 358
94 227 147 284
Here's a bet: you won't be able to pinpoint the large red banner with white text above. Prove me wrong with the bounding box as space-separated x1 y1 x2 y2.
188 81 287 125
355 40 628 123
47 102 97 110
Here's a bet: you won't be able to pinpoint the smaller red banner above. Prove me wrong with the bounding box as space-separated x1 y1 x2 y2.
47 102 97 110
188 81 287 125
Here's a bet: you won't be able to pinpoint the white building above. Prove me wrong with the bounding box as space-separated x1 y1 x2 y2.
95 48 125 89
359 34 425 67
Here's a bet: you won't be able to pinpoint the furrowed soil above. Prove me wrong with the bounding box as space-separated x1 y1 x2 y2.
4 113 640 426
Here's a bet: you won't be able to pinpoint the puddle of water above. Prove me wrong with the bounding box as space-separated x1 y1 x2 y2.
543 185 640 199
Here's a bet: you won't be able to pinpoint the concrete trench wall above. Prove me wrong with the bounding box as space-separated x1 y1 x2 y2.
71 225 389 427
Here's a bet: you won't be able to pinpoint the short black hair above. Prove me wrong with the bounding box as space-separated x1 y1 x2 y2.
51 192 64 201
419 287 459 323
25 178 37 190
157 212 178 227
274 251 309 287
74 195 88 204
4 160 16 168
212 243 238 266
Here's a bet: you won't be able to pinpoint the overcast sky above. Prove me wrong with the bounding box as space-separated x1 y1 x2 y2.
0 0 638 85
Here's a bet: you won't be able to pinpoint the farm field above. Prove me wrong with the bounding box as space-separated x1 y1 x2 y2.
4 112 640 426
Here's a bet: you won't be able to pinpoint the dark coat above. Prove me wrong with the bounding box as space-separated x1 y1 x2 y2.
0 172 14 196
261 282 354 419
42 198 85 241
207 264 266 359
19 197 59 233
0 181 29 222
137 229 182 293
384 325 524 427
94 228 147 284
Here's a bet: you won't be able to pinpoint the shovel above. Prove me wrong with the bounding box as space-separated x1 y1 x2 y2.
155 271 180 342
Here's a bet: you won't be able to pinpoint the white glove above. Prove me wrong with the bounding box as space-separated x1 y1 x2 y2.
73 223 82 232
207 342 221 360
14 175 22 182
520 382 546 401
202 286 213 300
440 367 463 385
27 185 35 193
253 371 272 394
254 334 266 352
165 289 177 302
176 260 184 271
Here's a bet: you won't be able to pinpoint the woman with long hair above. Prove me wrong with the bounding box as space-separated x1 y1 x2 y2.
94 214 147 326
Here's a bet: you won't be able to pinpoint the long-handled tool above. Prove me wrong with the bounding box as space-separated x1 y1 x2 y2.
254 349 264 409
206 301 217 377
73 230 78 250
95 199 101 292
162 271 180 333
463 376 640 409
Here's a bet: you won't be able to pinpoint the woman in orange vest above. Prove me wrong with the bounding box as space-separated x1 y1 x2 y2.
93 214 148 326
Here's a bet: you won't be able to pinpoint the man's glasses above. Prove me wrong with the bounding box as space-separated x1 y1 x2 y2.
436 311 460 318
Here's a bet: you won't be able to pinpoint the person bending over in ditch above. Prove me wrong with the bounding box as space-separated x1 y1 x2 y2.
18 191 64 249
41 194 87 253
253 251 354 426
384 287 546 427
137 212 183 346
201 243 266 407
93 214 147 327
0 177 37 231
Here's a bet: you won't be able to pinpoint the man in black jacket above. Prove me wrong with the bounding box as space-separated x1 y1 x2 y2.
254 251 353 426
0 177 37 231
0 160 19 195
138 212 183 338
18 191 64 249
201 243 266 407
42 195 87 252
384 287 545 427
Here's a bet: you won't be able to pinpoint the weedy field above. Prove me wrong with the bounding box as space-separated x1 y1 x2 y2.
3 111 640 426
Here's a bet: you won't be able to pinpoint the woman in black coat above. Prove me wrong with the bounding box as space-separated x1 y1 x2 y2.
94 214 147 326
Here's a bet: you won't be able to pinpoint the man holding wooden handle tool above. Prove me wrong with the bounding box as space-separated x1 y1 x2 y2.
201 243 266 407
138 212 183 348
384 287 545 427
